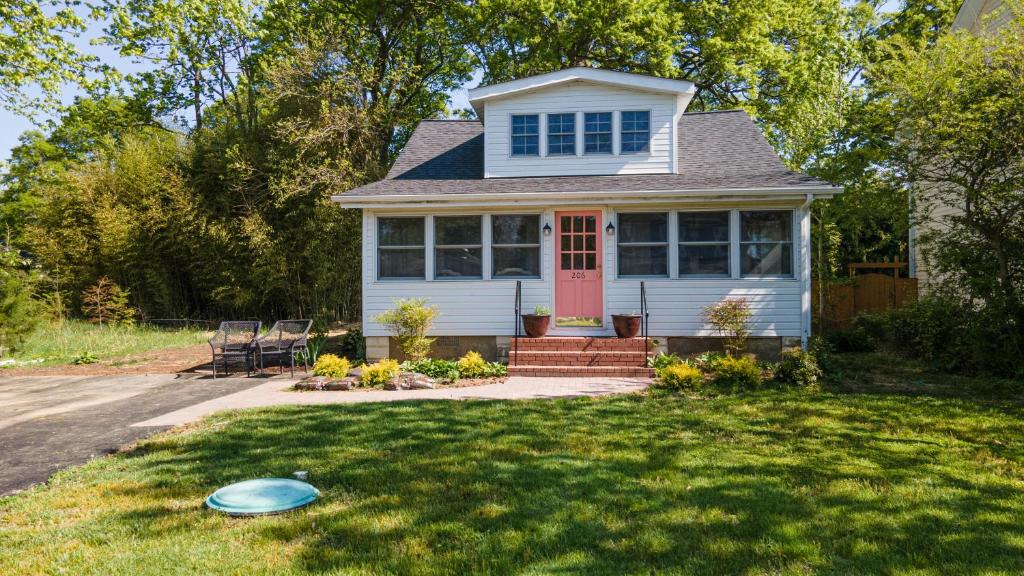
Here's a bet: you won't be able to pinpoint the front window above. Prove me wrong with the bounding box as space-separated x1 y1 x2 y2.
584 112 612 154
511 115 539 156
492 215 541 278
679 211 731 276
740 211 793 276
547 113 576 155
434 216 483 279
620 111 650 153
378 217 424 279
617 213 668 277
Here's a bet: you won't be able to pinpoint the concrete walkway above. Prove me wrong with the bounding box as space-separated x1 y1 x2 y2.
133 376 651 427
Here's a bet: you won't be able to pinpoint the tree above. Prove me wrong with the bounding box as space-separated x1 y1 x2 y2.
0 1 106 115
80 276 135 326
874 5 1024 358
0 243 40 356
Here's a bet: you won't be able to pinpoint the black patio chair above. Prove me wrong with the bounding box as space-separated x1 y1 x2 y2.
254 319 313 376
209 321 261 378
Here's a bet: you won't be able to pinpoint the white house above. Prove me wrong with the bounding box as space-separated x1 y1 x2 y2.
333 68 839 374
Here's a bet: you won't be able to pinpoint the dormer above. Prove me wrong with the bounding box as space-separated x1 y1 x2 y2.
468 68 695 178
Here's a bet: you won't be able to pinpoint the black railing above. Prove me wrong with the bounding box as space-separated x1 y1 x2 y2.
640 281 649 366
513 280 522 366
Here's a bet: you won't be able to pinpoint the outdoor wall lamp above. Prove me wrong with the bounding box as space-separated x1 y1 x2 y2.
605 222 616 236
543 223 552 236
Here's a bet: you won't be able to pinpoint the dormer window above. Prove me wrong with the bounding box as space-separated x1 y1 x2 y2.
510 115 539 156
547 113 576 155
621 111 650 153
584 112 612 154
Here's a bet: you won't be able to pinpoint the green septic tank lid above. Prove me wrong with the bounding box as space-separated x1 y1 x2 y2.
206 478 319 516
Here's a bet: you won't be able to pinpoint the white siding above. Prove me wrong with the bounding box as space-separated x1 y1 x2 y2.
362 203 807 338
483 82 679 178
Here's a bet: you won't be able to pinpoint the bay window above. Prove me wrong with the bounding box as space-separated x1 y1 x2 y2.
740 211 793 277
678 211 731 276
617 213 668 277
434 216 483 279
378 217 424 279
492 215 541 278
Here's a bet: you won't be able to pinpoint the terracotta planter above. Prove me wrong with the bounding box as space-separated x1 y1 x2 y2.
521 314 551 338
612 314 642 338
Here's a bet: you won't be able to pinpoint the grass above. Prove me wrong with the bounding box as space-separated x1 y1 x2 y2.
3 379 1024 574
2 320 209 366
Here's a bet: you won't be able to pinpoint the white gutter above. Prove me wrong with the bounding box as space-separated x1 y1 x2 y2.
799 192 814 349
333 185 841 208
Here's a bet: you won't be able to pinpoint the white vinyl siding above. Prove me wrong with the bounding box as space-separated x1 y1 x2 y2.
363 203 808 338
484 83 677 177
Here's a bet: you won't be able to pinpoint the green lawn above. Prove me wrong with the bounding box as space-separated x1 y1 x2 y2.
3 320 209 366
3 383 1024 574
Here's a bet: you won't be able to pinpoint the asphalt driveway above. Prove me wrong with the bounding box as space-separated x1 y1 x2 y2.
0 374 267 496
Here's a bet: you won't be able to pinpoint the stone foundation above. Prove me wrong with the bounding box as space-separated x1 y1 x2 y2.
667 336 785 361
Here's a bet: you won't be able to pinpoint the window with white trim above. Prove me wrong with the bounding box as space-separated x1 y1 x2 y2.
378 217 424 279
584 112 612 154
740 211 793 277
620 111 650 153
547 113 576 155
617 213 668 277
511 115 539 156
492 215 541 278
678 211 731 276
434 216 483 279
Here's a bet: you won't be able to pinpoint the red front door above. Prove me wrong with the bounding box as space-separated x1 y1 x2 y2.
555 211 603 327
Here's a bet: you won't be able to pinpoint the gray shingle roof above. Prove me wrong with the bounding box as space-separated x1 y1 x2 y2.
342 110 833 199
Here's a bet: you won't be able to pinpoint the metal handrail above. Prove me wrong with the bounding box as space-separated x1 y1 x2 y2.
640 281 649 366
513 280 522 366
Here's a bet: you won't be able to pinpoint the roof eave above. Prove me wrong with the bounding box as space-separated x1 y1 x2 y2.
333 185 841 208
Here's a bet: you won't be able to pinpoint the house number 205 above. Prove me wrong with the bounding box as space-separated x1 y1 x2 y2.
571 272 587 279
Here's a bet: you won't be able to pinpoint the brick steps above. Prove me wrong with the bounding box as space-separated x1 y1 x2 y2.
508 365 655 377
508 337 653 377
509 350 648 366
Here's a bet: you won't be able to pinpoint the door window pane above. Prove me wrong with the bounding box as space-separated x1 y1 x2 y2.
378 217 424 279
511 115 539 156
678 211 731 276
435 216 482 279
492 214 541 278
740 211 793 276
617 212 668 277
547 113 576 155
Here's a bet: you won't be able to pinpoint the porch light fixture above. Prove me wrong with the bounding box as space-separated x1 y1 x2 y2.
605 221 616 236
543 223 552 236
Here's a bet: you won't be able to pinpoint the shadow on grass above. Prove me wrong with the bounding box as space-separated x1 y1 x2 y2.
82 391 1024 575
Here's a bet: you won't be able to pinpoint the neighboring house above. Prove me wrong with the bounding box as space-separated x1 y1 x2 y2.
910 0 1010 289
333 68 839 369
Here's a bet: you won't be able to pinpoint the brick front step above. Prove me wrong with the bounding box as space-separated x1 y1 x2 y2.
510 350 650 366
513 337 652 352
508 365 655 377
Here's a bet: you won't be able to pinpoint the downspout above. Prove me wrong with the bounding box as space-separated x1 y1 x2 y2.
799 193 814 349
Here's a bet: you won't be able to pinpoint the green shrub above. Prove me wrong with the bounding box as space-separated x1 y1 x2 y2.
360 359 399 387
402 358 460 382
72 351 98 365
533 305 551 316
648 352 683 370
822 325 876 353
655 363 703 391
774 347 821 387
312 353 351 378
692 351 727 372
456 351 507 378
0 248 40 356
339 329 366 362
372 299 438 361
711 355 762 389
703 298 752 355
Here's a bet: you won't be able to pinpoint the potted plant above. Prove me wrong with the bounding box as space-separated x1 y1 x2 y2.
612 311 643 338
521 305 551 338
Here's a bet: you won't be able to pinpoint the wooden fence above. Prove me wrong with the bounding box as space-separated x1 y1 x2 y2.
813 272 918 330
